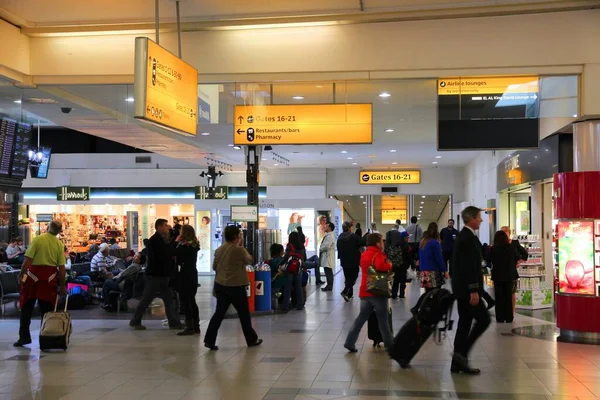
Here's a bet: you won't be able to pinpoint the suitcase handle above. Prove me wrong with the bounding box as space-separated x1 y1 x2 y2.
54 295 69 312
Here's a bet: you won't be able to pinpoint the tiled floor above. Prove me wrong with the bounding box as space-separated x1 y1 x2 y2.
1 276 600 400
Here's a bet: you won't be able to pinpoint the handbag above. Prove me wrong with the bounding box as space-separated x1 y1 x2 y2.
406 268 417 281
366 254 393 297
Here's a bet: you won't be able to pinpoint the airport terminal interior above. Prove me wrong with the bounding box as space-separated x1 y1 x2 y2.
1 0 600 399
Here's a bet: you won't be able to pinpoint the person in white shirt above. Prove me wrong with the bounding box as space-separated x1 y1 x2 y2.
91 243 113 275
6 238 24 265
320 222 337 292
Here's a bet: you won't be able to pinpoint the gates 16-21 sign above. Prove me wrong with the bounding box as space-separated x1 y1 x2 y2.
359 170 421 185
233 104 372 145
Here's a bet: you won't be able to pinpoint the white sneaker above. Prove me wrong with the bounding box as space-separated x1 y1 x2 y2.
162 319 169 327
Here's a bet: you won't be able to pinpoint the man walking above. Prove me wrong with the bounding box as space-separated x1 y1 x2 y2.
337 221 361 301
450 206 491 375
320 222 336 292
405 216 423 261
440 219 459 270
385 220 404 253
14 220 67 347
130 219 183 330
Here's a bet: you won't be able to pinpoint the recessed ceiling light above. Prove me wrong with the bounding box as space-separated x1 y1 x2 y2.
315 85 324 88
379 92 391 98
347 157 353 160
360 196 364 199
363 202 366 204
292 96 304 100
341 150 347 154
201 132 210 136
422 195 426 198
13 100 22 104
435 156 442 159
233 145 242 150
573 114 578 118
385 128 395 133
125 97 134 102
273 163 279 166
390 149 396 153
432 161 439 164
421 202 424 204
391 162 398 165
352 162 358 165
228 144 234 147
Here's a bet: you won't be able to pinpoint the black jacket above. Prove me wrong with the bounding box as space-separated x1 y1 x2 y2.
145 232 174 277
175 242 200 293
487 244 519 282
451 227 484 299
337 231 361 269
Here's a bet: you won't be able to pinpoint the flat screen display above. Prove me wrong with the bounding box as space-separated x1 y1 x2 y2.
10 122 32 178
29 147 52 179
557 220 595 296
0 118 17 176
437 77 540 150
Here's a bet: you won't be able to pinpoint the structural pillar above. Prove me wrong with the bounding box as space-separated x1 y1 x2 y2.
245 146 261 258
554 118 600 342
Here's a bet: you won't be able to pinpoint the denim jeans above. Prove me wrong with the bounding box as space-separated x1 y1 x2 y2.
282 271 303 310
344 296 393 350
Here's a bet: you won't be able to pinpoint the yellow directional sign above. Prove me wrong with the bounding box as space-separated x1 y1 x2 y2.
382 209 407 224
134 37 198 136
437 76 539 96
233 104 372 145
359 170 421 185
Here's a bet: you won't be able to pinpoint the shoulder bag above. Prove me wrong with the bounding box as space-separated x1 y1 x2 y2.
366 253 393 297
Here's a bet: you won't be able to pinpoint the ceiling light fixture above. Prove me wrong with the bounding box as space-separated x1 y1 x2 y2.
392 162 398 165
315 85 324 88
347 157 353 160
421 202 424 204
273 163 279 166
228 144 234 147
292 96 304 100
422 195 426 198
125 97 134 102
201 132 210 136
385 128 394 133
432 161 438 164
390 149 396 153
435 156 442 159
13 100 22 104
352 162 358 165
341 150 347 154
379 92 391 98
233 145 242 150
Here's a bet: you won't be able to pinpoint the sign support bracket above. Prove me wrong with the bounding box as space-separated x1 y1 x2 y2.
245 146 261 258
155 0 160 44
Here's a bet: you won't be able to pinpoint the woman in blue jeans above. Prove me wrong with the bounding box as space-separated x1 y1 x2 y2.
344 233 394 352
280 232 304 312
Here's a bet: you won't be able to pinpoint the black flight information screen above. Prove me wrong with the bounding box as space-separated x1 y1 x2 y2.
0 118 17 176
437 77 540 150
11 122 32 178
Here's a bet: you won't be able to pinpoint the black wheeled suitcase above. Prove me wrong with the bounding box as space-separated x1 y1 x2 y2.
389 316 433 368
39 296 72 352
367 303 393 348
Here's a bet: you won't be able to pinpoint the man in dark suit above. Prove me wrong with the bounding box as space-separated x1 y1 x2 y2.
450 206 491 375
337 221 362 302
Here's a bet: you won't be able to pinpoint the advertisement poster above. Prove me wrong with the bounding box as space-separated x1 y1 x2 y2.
558 220 595 295
278 209 316 252
196 211 212 273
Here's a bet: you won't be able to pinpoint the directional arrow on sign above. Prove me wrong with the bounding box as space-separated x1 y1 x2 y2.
237 116 244 124
237 129 245 135
532 94 538 100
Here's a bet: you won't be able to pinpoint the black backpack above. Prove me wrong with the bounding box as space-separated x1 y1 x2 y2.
410 288 454 326
386 244 403 268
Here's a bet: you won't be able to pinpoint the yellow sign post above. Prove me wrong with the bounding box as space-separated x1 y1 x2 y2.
233 104 372 145
382 209 408 224
134 37 198 136
359 170 421 185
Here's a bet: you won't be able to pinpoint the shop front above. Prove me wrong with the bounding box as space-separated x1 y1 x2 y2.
496 133 573 310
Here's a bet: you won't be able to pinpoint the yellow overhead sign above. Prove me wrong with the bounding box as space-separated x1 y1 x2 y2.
437 76 539 96
359 170 421 185
233 104 372 145
134 37 198 136
382 209 407 225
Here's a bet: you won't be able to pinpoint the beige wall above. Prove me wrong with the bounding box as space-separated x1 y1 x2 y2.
0 19 30 79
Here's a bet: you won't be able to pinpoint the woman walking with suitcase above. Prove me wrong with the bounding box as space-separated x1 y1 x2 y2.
344 233 394 353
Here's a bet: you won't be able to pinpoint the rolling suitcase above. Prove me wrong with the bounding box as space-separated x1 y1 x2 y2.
367 300 393 348
39 296 72 351
389 288 454 368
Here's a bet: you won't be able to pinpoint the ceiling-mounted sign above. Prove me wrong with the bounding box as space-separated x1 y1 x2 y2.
381 209 408 225
57 186 90 201
134 37 199 136
233 104 372 145
359 170 421 185
195 186 228 200
231 205 259 222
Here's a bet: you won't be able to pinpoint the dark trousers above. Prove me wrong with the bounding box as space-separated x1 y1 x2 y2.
102 279 119 306
19 298 54 340
443 250 453 270
453 297 491 358
283 271 303 310
341 266 359 297
324 268 334 288
494 281 513 322
305 256 321 282
204 283 258 346
180 292 200 326
130 276 180 326
391 269 407 298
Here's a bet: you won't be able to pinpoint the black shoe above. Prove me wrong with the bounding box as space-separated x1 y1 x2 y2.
341 293 350 302
391 295 398 300
13 338 32 347
316 280 326 285
321 287 333 292
344 345 358 353
205 343 219 351
129 322 146 330
451 354 481 375
248 339 263 348
177 327 195 336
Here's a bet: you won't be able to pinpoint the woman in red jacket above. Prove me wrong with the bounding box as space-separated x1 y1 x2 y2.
344 233 393 352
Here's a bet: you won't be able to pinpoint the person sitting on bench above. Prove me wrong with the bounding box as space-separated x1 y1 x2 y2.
101 253 146 310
